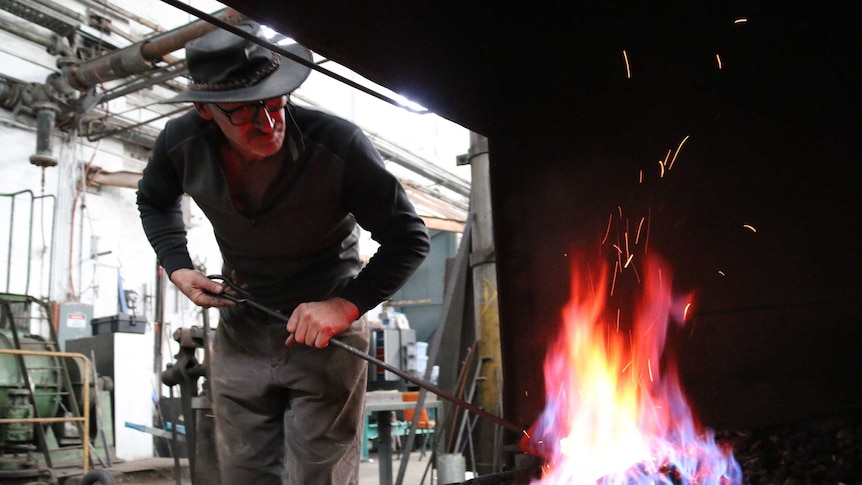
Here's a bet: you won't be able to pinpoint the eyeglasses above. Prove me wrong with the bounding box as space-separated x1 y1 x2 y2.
211 96 287 126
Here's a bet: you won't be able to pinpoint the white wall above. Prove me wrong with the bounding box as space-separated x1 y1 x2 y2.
0 118 57 299
112 332 156 460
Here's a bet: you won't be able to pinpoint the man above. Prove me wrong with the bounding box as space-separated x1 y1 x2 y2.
136 21 430 484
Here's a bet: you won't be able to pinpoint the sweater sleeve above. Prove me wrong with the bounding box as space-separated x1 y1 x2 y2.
336 129 431 315
136 127 194 277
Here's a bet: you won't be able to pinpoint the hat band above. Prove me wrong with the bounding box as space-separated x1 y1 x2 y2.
189 54 281 92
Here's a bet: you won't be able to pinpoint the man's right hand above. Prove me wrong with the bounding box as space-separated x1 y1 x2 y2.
169 268 235 308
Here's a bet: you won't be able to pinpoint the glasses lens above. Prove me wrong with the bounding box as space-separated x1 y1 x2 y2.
229 106 256 125
219 97 286 125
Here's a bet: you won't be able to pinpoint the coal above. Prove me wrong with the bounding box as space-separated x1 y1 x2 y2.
458 408 862 485
716 408 862 485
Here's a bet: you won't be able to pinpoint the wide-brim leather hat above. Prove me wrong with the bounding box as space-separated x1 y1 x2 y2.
167 20 313 104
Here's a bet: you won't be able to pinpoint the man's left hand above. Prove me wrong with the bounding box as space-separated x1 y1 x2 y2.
285 297 360 349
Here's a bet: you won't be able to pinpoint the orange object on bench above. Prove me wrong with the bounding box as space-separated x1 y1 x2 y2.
402 391 436 428
402 391 436 458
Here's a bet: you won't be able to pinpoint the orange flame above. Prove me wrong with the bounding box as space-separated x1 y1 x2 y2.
528 255 741 484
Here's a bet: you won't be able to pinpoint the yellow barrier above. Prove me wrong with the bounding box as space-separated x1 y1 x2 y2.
0 348 92 474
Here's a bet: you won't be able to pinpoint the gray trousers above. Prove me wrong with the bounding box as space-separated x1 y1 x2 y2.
210 306 369 485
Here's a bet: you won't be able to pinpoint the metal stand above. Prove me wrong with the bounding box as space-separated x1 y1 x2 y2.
162 324 219 485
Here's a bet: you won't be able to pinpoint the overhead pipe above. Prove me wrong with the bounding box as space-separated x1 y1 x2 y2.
0 78 23 110
0 0 80 37
0 14 56 50
27 0 85 26
96 60 188 103
371 135 471 198
76 0 163 33
64 7 244 92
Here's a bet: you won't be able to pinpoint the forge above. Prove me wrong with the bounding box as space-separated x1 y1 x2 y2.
208 1 860 483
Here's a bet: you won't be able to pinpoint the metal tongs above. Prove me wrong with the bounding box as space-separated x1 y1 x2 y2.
204 274 523 434
206 274 290 321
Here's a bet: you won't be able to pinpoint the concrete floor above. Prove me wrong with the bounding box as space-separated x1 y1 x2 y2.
103 451 437 484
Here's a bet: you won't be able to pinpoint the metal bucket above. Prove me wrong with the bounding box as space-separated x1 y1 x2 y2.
437 453 466 484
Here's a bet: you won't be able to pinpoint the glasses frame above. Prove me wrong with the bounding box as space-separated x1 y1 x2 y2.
211 96 288 126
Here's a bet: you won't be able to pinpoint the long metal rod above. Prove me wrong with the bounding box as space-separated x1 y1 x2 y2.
5 193 15 292
86 106 189 142
454 356 489 454
329 337 521 435
208 288 524 435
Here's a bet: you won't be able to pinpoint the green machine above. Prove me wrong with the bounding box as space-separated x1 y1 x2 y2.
1 295 114 485
0 331 63 425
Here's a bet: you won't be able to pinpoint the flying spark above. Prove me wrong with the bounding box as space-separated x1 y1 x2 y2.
668 135 690 170
635 217 645 245
743 224 757 232
621 359 633 374
716 54 723 69
602 213 613 244
625 223 630 258
683 302 692 320
734 18 748 24
616 244 624 271
623 49 631 78
662 148 672 176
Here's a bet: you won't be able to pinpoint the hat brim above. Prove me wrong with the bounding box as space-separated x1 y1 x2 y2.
165 43 313 104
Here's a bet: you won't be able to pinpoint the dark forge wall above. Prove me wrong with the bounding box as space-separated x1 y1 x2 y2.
223 0 860 436
488 9 861 432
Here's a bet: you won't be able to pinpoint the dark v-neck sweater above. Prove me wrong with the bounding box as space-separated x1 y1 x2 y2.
137 104 430 314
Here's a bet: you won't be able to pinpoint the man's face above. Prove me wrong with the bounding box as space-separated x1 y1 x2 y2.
199 95 288 160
